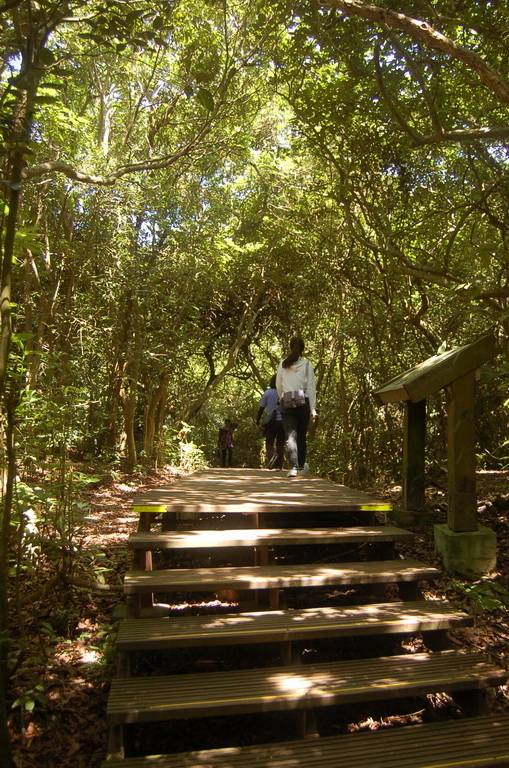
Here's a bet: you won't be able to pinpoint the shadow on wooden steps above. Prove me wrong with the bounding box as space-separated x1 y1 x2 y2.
104 473 508 768
102 713 509 768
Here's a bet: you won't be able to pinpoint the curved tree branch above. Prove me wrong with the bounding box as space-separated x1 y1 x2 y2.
322 0 509 104
22 118 214 184
21 53 244 184
410 126 509 147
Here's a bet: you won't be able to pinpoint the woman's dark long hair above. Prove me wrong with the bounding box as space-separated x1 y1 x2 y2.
282 336 304 369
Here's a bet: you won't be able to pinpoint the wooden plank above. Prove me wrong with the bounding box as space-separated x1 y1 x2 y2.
127 525 414 551
106 650 507 724
403 400 426 512
102 714 509 768
373 334 498 405
116 600 471 651
447 371 478 532
132 468 391 515
123 559 441 594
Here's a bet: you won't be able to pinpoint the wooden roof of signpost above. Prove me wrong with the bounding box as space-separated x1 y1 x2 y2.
372 332 500 529
373 333 499 406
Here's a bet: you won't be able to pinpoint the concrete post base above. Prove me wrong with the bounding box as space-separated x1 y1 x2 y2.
434 523 497 578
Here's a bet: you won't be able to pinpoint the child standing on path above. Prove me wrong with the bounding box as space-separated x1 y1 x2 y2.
217 418 238 467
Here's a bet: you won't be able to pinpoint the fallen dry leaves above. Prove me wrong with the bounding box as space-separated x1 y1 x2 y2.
7 466 509 766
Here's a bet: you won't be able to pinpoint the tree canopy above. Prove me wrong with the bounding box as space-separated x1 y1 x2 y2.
0 0 506 462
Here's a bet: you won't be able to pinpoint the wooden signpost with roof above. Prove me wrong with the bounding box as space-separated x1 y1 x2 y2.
373 333 500 576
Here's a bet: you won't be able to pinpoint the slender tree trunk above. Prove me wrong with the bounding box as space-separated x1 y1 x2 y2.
102 359 120 449
154 387 169 469
183 296 262 421
121 377 138 467
0 669 13 768
0 387 18 768
0 45 41 768
119 306 142 468
144 374 169 462
0 155 21 397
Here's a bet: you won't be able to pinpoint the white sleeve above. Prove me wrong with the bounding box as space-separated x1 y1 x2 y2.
306 362 317 415
276 362 284 398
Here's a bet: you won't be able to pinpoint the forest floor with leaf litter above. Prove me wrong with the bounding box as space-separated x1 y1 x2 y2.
7 467 509 767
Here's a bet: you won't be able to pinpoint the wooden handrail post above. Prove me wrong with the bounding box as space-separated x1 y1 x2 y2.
403 399 426 512
446 371 477 532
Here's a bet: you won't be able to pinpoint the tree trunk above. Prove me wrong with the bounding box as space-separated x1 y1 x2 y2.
0 669 13 767
119 301 142 468
104 359 123 449
0 388 18 768
144 373 169 462
0 153 22 397
0 31 44 763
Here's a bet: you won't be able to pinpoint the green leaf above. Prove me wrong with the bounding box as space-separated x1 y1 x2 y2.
126 9 146 25
35 95 59 105
195 87 214 112
12 332 35 343
37 48 56 65
195 71 214 84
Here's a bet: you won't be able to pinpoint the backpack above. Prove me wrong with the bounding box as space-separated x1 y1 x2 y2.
282 390 306 408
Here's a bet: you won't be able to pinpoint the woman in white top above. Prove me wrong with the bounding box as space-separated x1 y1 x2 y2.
276 337 317 477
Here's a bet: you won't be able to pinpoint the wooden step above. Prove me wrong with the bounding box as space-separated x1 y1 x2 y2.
123 559 440 595
127 525 414 550
116 600 471 652
106 650 507 725
103 713 509 767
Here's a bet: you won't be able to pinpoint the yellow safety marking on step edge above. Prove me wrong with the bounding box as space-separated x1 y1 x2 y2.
419 758 509 768
133 505 167 512
165 618 444 640
360 504 392 511
155 675 490 709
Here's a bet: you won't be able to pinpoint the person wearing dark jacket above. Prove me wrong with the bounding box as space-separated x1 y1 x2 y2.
217 418 238 467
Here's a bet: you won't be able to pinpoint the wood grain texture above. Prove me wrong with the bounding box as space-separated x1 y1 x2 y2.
123 559 441 594
116 600 471 651
106 651 507 723
102 714 509 768
127 525 414 550
132 468 392 515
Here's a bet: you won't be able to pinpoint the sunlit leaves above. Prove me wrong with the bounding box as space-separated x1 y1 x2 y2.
1 0 507 481
11 685 48 713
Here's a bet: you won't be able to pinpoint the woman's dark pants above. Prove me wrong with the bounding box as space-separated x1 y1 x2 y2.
280 399 310 469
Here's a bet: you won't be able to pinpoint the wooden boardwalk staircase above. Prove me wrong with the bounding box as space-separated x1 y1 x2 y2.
102 469 509 768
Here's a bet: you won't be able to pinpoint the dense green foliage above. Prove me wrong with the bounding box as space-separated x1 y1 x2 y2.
1 0 507 481
0 2 508 761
